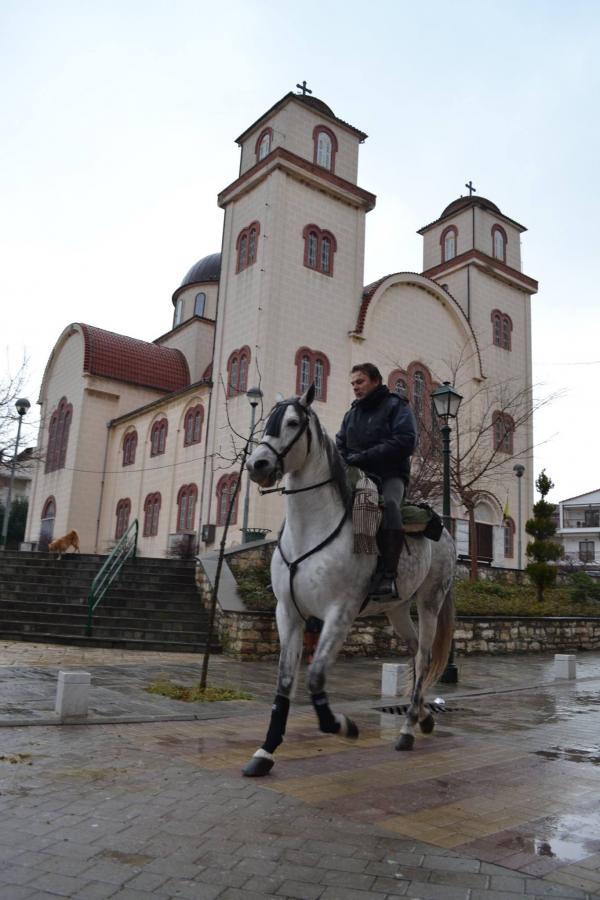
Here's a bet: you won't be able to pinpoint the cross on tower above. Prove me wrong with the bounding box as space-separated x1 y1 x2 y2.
465 180 476 196
296 80 312 96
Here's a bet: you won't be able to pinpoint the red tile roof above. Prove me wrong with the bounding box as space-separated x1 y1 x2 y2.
79 324 190 393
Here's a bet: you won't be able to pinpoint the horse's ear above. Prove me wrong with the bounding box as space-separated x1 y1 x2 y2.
299 383 316 408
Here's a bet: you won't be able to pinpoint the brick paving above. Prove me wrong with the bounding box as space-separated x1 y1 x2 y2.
1 642 599 898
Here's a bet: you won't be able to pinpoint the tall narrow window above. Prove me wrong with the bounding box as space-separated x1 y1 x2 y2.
492 224 507 262
115 499 131 540
388 370 409 397
442 227 457 262
150 419 168 457
122 430 137 466
183 405 204 446
143 493 161 537
413 371 425 422
294 348 330 401
491 310 512 351
493 412 514 454
502 315 512 350
255 127 273 162
40 496 56 547
45 397 73 473
303 225 337 276
194 292 206 317
173 297 184 327
216 474 239 526
312 126 338 172
226 346 252 397
236 222 260 273
177 484 198 532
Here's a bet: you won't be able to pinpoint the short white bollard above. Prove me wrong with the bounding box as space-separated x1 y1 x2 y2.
381 663 409 697
55 670 91 719
554 654 576 680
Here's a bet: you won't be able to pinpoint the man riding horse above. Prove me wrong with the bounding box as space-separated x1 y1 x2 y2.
336 363 417 599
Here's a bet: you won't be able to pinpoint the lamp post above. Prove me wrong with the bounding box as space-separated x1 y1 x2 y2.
242 386 263 542
431 382 463 684
1 398 30 551
513 463 525 579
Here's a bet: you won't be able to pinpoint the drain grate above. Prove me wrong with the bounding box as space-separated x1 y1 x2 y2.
375 701 475 716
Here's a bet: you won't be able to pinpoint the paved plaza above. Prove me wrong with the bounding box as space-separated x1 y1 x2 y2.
1 642 600 899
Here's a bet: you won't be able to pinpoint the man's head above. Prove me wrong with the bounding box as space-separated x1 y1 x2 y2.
350 363 383 400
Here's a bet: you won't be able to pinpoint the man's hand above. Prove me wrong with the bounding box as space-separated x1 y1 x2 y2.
346 452 365 467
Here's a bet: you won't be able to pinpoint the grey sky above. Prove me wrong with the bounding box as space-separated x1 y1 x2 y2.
2 0 599 502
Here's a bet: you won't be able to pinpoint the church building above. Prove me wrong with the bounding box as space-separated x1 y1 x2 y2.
25 88 538 569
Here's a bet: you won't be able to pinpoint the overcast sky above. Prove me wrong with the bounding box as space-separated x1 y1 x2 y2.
2 0 599 503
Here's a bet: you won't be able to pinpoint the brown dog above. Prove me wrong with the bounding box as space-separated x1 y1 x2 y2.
48 529 80 560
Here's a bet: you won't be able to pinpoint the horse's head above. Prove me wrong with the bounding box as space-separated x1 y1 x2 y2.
246 384 315 487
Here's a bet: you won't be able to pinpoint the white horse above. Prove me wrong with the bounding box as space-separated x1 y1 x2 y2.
243 384 455 777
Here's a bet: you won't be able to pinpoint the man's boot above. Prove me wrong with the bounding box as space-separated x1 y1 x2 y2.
368 529 403 599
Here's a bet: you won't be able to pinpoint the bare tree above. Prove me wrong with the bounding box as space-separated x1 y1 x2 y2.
0 357 39 473
404 351 559 580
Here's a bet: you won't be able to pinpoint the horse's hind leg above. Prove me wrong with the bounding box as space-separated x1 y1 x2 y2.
243 606 304 777
395 598 441 751
307 611 359 740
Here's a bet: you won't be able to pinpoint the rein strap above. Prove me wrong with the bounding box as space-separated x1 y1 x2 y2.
260 478 333 496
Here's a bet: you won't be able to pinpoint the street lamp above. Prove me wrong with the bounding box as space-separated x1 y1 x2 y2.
242 387 263 542
513 463 525 578
431 382 463 530
1 398 30 551
431 382 462 685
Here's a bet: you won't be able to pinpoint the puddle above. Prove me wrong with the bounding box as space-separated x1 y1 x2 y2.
534 745 600 765
499 813 600 862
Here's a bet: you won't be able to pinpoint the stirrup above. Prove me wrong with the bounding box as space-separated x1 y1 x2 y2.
368 573 398 601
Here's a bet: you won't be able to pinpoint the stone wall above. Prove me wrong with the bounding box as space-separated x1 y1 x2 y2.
454 617 600 654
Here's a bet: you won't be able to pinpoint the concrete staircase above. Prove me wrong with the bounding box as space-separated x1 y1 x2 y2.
0 550 220 653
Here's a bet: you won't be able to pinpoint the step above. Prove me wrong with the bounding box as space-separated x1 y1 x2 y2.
0 631 220 653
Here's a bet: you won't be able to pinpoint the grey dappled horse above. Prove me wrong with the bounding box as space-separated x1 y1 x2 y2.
242 385 455 777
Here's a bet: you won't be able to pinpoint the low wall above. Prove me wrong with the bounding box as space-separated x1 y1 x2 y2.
196 546 600 660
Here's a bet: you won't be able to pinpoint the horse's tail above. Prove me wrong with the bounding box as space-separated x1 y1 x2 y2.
424 582 455 691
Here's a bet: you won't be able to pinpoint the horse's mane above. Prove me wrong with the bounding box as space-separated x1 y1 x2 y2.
264 398 352 511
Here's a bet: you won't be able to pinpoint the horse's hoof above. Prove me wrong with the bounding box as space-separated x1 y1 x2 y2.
395 733 415 751
344 717 359 740
242 756 274 777
419 713 435 734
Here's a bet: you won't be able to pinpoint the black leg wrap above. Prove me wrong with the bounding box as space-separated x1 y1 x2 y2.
311 691 340 734
262 694 290 754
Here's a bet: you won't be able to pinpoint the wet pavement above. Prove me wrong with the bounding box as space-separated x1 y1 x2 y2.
1 642 600 898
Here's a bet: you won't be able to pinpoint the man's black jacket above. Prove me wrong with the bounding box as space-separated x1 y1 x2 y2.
335 384 417 482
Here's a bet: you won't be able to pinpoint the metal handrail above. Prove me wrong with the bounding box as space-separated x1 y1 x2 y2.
86 519 138 635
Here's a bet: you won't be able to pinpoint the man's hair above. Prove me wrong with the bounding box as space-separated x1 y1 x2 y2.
351 363 382 384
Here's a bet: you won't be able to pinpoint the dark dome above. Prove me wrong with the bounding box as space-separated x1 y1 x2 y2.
296 94 335 118
441 196 501 219
180 253 221 287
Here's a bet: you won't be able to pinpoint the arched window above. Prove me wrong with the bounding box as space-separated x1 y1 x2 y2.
294 348 330 401
194 292 206 317
177 483 198 532
236 221 260 273
504 517 515 559
302 225 337 276
255 127 273 162
491 310 512 351
440 226 458 263
143 493 161 537
122 430 137 466
216 474 239 526
150 418 168 457
312 125 338 172
173 297 184 328
493 412 514 454
388 369 409 397
39 496 56 547
492 224 507 262
115 499 131 540
45 397 73 473
226 346 252 397
183 405 204 446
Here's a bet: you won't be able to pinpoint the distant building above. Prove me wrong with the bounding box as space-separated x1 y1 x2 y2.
25 89 537 568
0 447 34 507
555 489 600 566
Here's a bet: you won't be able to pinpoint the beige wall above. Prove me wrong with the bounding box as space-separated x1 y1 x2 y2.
239 100 360 185
156 317 215 383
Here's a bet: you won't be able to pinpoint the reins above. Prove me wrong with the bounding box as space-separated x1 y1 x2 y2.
277 508 348 623
259 478 333 496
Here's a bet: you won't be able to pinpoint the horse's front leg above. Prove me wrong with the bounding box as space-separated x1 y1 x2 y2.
396 603 439 751
242 603 303 777
308 609 360 741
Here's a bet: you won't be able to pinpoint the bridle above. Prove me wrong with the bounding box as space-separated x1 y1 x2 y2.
257 401 332 496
